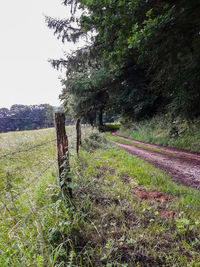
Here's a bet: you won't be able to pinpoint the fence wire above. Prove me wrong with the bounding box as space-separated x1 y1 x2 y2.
0 118 41 122
0 185 55 255
0 159 57 213
0 139 56 160
0 157 58 254
0 121 74 255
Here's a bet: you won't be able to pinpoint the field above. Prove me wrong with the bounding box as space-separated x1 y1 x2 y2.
0 127 73 266
1 127 200 266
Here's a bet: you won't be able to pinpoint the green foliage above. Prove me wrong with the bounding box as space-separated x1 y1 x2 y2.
0 126 77 265
126 1 200 117
82 129 108 151
118 114 200 152
0 104 55 133
103 123 121 132
47 0 200 121
1 126 200 265
60 65 114 124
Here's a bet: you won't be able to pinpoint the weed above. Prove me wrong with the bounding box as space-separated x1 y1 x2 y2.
118 114 200 152
105 132 179 158
1 126 200 266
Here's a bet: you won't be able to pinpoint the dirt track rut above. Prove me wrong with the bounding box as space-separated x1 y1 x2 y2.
112 133 200 190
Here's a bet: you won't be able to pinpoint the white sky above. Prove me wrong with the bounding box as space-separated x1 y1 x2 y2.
0 0 79 109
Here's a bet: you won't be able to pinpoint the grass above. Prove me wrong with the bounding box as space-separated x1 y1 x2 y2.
0 126 76 266
117 115 200 152
58 142 200 266
105 132 179 158
1 126 200 266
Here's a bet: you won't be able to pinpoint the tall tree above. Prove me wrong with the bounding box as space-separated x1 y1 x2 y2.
46 0 200 121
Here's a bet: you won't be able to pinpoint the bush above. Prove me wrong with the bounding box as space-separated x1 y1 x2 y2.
118 114 200 152
99 123 121 132
82 130 108 151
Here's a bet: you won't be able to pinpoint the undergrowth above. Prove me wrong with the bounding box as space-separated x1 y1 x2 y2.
46 132 200 266
1 127 200 266
117 115 200 152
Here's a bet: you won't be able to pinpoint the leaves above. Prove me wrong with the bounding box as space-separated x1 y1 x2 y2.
47 0 200 121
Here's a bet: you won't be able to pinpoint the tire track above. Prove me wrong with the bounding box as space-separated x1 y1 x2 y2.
111 133 200 190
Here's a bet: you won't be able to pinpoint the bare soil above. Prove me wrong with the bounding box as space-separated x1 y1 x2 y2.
132 188 170 203
128 183 177 218
112 133 200 190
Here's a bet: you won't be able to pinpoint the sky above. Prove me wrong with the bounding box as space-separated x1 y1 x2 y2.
0 0 79 109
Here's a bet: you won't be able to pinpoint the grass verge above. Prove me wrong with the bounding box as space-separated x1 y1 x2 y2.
105 132 178 158
45 134 200 266
1 128 200 266
117 115 200 152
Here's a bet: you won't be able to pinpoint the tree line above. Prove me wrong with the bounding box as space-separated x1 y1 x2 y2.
46 0 200 126
0 104 55 133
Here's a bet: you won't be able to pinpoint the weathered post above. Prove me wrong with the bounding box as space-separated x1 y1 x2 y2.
54 112 72 198
76 118 81 154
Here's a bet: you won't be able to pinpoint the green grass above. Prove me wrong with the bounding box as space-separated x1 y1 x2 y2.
105 132 179 158
102 123 121 132
57 143 200 266
1 127 200 266
117 115 200 152
0 126 77 266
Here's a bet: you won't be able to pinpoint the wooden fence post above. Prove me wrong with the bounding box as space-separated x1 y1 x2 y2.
54 112 72 198
76 118 81 154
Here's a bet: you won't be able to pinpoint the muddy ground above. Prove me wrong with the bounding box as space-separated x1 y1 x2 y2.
112 133 200 190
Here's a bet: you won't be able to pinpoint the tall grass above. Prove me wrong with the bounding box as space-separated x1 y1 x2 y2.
48 142 200 266
0 126 78 266
1 126 200 266
118 115 200 152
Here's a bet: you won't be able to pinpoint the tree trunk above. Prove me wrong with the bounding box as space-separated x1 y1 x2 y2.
76 118 81 154
98 108 104 129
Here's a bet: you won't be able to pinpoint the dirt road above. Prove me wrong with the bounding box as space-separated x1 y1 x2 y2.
112 133 200 190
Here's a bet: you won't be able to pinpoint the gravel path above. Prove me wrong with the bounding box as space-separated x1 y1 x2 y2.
112 133 200 190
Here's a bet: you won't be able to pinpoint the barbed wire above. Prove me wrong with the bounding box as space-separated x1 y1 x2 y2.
0 133 75 159
0 212 33 254
0 186 55 254
0 139 56 160
0 118 76 254
0 117 72 123
0 117 52 120
0 159 57 212
0 134 74 160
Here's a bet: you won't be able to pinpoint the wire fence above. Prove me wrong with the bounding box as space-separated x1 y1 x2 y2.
0 175 56 255
0 129 59 255
0 139 56 160
0 159 57 213
0 116 76 256
0 117 52 121
0 157 58 254
0 134 74 160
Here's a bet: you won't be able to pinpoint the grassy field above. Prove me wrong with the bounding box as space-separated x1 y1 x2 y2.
1 127 200 266
0 127 75 266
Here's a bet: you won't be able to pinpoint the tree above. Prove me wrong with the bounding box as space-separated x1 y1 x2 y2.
46 0 200 121
60 65 113 126
0 104 55 133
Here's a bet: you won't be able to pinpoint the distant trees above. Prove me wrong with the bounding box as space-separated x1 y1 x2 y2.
0 104 55 133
